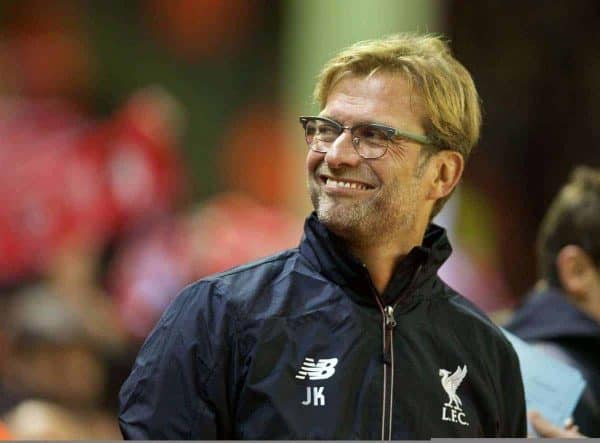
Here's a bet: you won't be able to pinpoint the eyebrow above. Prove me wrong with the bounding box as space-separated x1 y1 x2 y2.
318 114 395 128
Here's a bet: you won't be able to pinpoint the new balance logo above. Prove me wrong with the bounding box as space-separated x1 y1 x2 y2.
295 357 338 380
296 357 338 407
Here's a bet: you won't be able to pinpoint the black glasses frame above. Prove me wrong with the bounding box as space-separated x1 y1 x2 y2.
299 116 432 159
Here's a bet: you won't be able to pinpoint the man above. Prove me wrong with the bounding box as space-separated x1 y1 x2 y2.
119 34 526 439
506 166 600 437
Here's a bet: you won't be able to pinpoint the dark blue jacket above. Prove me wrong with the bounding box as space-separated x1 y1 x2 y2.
506 287 600 436
119 214 526 439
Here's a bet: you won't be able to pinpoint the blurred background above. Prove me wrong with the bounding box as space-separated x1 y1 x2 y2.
0 0 599 438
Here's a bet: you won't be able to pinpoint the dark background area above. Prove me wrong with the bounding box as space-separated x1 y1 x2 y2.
448 0 600 296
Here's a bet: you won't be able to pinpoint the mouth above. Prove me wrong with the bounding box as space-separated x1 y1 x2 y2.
319 175 375 191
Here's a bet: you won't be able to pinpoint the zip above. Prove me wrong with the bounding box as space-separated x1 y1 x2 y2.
383 305 396 363
370 265 423 440
374 296 395 440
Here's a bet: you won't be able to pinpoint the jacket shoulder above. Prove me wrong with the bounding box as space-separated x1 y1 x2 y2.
433 280 517 358
201 247 298 293
118 278 232 438
204 248 298 282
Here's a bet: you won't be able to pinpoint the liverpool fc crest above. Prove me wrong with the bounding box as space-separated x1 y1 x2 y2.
439 365 469 426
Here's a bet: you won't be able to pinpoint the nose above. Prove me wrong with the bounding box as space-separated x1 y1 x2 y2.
323 130 362 169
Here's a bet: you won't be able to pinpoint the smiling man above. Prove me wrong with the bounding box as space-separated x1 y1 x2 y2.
119 34 527 439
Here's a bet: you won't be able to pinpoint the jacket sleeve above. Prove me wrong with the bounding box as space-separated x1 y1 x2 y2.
498 341 528 437
118 280 234 439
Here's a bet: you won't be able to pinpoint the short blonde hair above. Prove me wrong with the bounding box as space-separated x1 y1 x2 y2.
314 33 482 217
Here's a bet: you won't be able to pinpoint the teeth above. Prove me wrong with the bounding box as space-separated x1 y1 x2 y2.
326 178 368 190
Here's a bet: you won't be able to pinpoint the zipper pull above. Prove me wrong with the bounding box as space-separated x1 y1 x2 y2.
384 305 396 329
382 305 396 365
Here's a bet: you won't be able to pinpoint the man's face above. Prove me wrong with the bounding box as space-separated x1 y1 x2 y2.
307 72 433 242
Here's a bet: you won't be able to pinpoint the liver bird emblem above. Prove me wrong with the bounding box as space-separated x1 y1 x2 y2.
439 365 467 410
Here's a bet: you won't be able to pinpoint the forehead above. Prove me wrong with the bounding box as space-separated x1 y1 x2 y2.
321 72 426 129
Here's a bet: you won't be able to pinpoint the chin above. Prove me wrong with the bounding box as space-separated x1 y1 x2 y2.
316 202 367 237
317 195 419 241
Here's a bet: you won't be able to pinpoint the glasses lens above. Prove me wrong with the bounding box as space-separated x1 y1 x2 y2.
353 125 390 158
305 118 340 151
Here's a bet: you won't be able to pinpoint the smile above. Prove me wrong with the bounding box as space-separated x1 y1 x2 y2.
320 175 374 191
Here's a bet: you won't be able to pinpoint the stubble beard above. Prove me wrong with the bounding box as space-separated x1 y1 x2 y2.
309 174 420 247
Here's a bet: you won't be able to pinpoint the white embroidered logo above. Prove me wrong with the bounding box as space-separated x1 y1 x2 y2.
439 365 469 426
296 357 338 407
295 357 338 380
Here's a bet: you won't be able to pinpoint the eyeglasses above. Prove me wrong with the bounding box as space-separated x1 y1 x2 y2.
299 115 432 159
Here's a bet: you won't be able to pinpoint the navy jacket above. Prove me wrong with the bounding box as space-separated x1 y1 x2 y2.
119 213 526 439
506 287 600 436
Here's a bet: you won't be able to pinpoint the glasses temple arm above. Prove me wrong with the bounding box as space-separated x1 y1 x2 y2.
393 129 431 145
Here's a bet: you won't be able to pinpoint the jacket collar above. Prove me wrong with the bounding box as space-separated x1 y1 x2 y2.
298 212 452 307
506 286 600 341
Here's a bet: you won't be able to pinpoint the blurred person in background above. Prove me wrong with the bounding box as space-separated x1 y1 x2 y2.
0 1 186 286
506 166 600 436
0 282 121 438
0 86 186 285
119 34 526 439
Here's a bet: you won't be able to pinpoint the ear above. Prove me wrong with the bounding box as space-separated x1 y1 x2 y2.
425 150 464 201
556 245 596 302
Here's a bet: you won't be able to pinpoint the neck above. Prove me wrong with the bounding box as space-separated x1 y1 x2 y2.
346 225 426 294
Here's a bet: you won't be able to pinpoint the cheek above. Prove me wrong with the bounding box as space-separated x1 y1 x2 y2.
383 149 422 179
306 150 324 174
368 158 403 186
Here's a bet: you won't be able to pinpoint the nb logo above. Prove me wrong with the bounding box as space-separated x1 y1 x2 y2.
295 357 338 380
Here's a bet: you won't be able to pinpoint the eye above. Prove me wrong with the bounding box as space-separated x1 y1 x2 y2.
316 122 337 134
315 121 339 141
305 122 317 136
355 125 389 145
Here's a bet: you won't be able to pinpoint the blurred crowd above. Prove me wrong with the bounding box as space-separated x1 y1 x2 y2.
0 76 305 440
0 94 306 438
0 0 304 438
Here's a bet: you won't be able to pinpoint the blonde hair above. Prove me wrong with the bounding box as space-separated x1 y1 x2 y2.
314 33 482 217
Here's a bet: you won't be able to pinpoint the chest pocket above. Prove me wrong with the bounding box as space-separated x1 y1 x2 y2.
233 308 381 439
